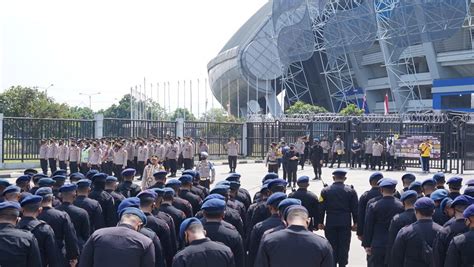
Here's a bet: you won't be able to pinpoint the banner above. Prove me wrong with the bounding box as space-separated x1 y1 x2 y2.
393 135 441 159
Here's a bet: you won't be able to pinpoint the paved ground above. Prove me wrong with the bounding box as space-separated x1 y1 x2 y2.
3 162 474 266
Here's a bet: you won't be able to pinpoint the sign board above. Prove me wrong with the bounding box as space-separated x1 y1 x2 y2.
393 135 441 159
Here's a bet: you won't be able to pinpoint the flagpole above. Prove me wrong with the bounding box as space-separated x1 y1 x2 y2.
190 80 193 117
197 79 200 117
167 81 170 114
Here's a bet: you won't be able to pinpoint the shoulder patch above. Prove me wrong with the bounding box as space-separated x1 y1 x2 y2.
318 195 324 203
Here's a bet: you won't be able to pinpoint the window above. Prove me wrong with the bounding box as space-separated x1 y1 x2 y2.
441 93 472 109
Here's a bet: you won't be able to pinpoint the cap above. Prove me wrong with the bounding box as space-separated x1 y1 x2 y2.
379 178 398 188
3 185 21 196
182 170 196 178
421 179 436 187
369 172 384 182
451 195 474 208
69 172 85 182
332 169 348 177
262 173 279 183
277 198 302 212
0 201 21 212
0 179 11 187
91 173 108 183
162 187 175 197
297 176 310 184
121 207 147 224
203 194 225 204
105 176 118 183
463 204 474 218
38 178 55 187
52 169 67 177
408 181 422 191
432 173 445 183
216 181 231 187
440 197 453 212
35 187 53 197
16 175 32 184
137 190 158 200
226 173 241 182
210 185 230 196
266 192 287 206
179 217 202 241
464 187 474 197
121 168 136 177
151 188 165 197
401 173 416 182
117 197 140 215
430 189 448 201
178 175 193 184
267 179 288 190
86 170 99 179
76 179 92 188
166 179 182 187
153 170 168 179
414 197 435 210
20 195 43 207
313 138 320 142
59 183 78 193
400 190 418 202
200 152 208 158
447 176 463 185
229 181 241 190
51 175 66 182
23 168 38 175
201 198 226 214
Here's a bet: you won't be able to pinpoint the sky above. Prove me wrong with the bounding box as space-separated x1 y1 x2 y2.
0 0 268 114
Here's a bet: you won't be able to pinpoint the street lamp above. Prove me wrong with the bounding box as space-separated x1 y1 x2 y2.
79 92 101 110
44 84 54 97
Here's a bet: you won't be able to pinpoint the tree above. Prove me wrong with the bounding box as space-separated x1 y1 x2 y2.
285 101 328 114
200 108 242 122
102 94 133 118
170 108 196 121
339 103 364 116
69 106 95 119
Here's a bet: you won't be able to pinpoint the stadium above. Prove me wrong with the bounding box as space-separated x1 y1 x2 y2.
207 0 474 116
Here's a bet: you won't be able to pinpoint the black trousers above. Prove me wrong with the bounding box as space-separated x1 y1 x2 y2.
79 163 90 175
90 164 100 171
183 158 193 170
177 154 183 169
113 164 123 182
365 154 372 169
59 160 67 171
48 158 57 174
311 160 322 178
137 161 145 176
330 153 342 168
299 155 305 168
167 159 177 175
282 162 288 181
287 162 298 186
368 247 387 267
228 156 237 172
325 226 351 266
69 162 78 174
268 164 279 174
323 153 329 166
351 152 361 168
101 161 113 175
372 156 381 170
40 159 48 175
387 155 394 170
199 179 210 189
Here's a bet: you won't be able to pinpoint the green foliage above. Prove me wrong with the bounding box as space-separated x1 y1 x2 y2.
170 108 196 121
200 108 243 123
339 104 364 116
285 101 328 114
102 94 132 118
68 106 95 119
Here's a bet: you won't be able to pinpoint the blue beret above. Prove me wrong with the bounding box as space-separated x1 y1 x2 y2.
229 181 241 190
430 189 448 201
182 170 196 178
210 185 230 196
400 190 418 202
369 172 384 182
203 194 225 203
20 195 43 207
121 168 136 177
153 170 168 179
69 173 85 181
35 187 53 197
432 173 445 182
201 198 226 214
137 190 158 199
262 173 279 183
465 179 474 187
0 179 11 187
86 169 99 179
266 192 287 206
150 187 165 196
3 185 21 196
332 169 347 177
76 179 92 188
52 169 67 177
121 207 147 224
379 178 397 188
38 178 55 187
162 187 175 197
440 197 453 212
216 181 231 187
278 198 302 211
179 217 202 241
91 173 107 183
59 183 77 193
0 201 21 211
51 175 66 181
105 176 118 183
414 197 435 210
451 195 474 208
268 179 287 189
117 197 140 215
463 204 474 218
297 176 310 184
408 181 422 190
447 176 463 185
401 173 416 182
24 168 38 175
165 179 181 187
226 173 241 182
421 179 436 187
179 175 193 184
313 138 320 142
464 187 474 197
16 175 31 184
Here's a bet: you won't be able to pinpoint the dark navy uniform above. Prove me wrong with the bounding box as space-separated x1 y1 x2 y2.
153 210 178 251
196 208 244 238
172 238 234 267
391 219 442 267
17 217 60 267
56 202 91 250
203 221 244 267
445 229 474 266
248 214 284 267
289 188 319 230
432 206 450 226
237 187 251 210
255 225 334 267
89 188 117 227
74 195 105 231
0 223 42 267
319 181 358 267
385 208 416 264
160 202 186 237
357 187 382 238
144 212 175 267
172 197 193 218
140 227 166 267
433 218 469 267
37 207 79 265
117 180 141 198
178 188 202 216
105 189 125 213
79 223 155 267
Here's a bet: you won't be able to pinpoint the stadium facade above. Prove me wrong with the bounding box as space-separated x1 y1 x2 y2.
207 0 474 116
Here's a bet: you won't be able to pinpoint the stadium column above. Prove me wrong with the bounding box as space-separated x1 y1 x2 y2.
94 113 104 139
0 113 3 168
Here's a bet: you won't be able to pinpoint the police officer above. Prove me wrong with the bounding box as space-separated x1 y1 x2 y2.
151 189 179 253
226 182 246 223
147 170 167 189
433 172 446 189
310 138 324 180
104 176 125 211
73 179 105 231
289 176 319 230
79 207 156 267
225 137 240 173
285 143 300 188
18 195 60 267
89 173 117 227
36 187 79 266
165 138 179 177
112 142 128 182
248 192 287 267
255 205 334 267
182 170 206 200
173 218 234 267
362 178 403 267
178 174 202 216
195 152 215 189
165 179 193 218
433 195 473 267
182 137 194 170
401 173 416 193
319 169 358 267
3 184 21 202
421 178 436 197
16 175 32 193
391 197 443 267
446 176 463 199
118 168 141 198
385 190 417 265
159 187 186 237
430 189 450 226
0 201 42 267
225 173 251 210
444 203 474 266
56 183 91 251
357 172 383 241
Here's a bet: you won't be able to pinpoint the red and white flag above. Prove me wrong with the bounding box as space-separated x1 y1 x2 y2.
384 93 389 115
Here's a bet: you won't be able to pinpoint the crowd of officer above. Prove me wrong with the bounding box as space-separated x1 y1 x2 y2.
1 161 474 267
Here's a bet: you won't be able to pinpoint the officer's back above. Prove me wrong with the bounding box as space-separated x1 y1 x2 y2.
89 179 116 227
73 179 105 231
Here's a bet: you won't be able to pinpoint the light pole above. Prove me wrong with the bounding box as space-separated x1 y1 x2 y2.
79 92 101 110
44 84 54 97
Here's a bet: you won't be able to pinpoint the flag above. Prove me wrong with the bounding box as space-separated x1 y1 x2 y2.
384 93 389 115
362 93 369 114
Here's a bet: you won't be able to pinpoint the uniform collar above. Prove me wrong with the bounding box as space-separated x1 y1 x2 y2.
287 225 307 232
189 237 210 245
0 223 15 229
117 223 137 231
